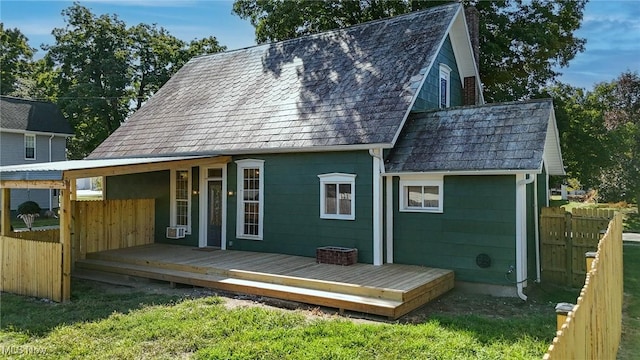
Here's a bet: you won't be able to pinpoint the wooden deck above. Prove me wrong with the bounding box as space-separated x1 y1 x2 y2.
74 244 454 319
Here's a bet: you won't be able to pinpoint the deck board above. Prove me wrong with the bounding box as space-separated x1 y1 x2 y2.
77 244 454 318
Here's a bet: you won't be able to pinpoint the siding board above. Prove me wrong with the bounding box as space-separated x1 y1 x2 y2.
393 175 517 284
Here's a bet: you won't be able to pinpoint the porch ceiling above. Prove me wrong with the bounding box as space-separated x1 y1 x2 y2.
0 155 230 189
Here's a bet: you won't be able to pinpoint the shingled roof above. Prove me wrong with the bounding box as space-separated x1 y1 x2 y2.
0 96 74 135
385 99 565 175
89 3 463 159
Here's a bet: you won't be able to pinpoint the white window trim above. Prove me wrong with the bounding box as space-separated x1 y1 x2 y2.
318 173 356 220
399 176 444 213
170 168 192 234
236 159 264 240
439 64 451 109
24 133 36 160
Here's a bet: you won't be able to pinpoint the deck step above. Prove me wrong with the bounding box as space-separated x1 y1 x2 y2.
85 251 407 301
75 259 404 317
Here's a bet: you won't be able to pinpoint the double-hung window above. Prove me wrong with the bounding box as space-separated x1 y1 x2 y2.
318 173 356 220
24 134 36 160
439 64 451 109
236 159 264 239
399 177 444 213
170 168 192 233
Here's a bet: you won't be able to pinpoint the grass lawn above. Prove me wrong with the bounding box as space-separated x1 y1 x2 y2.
0 279 575 360
619 244 640 360
9 217 59 230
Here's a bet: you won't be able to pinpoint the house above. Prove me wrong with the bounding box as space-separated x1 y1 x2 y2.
0 3 564 304
0 96 74 211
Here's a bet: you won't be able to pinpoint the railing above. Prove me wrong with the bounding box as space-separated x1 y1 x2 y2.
543 213 623 359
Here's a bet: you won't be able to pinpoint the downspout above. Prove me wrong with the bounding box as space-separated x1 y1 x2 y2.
534 175 541 283
49 134 54 211
516 174 535 301
369 149 385 265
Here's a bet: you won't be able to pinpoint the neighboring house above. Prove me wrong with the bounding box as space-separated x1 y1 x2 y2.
84 3 563 296
0 96 74 210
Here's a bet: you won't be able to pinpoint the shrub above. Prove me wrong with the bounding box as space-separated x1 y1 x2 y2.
17 201 41 215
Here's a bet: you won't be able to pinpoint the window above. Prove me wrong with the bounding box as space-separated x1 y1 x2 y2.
170 168 192 233
24 134 36 160
318 173 356 220
400 177 443 213
236 159 264 239
439 64 451 108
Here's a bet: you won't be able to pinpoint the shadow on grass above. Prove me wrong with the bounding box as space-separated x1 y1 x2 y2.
0 279 189 337
402 284 580 345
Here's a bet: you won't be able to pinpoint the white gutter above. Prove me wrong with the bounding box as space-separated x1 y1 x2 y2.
533 175 541 283
48 134 54 211
369 149 384 265
515 173 535 301
383 169 541 176
385 176 394 264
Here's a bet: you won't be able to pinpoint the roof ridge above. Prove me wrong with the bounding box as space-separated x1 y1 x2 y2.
411 98 553 115
0 95 57 105
192 2 461 60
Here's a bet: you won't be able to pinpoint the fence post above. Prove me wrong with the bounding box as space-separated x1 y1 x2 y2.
565 211 573 287
1 188 10 236
555 302 575 331
585 251 597 273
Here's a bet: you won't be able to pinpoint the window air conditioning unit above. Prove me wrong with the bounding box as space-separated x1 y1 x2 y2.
166 227 186 239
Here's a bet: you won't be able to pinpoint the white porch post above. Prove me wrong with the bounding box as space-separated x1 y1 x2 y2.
385 176 394 264
371 149 383 266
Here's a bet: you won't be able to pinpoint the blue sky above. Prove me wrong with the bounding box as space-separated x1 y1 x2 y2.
1 0 638 90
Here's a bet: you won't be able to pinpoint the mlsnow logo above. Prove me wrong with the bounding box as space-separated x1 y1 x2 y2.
1 346 47 356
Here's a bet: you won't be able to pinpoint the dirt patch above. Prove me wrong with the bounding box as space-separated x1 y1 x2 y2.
76 273 565 325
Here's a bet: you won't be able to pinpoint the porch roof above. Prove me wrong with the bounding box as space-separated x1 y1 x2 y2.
0 155 229 188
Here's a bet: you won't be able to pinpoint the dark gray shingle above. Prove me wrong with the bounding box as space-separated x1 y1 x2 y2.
89 3 460 159
385 99 553 172
0 96 74 135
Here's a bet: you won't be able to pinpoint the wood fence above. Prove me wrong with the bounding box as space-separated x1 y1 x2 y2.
540 207 615 287
0 236 62 301
543 212 623 359
10 228 60 243
72 199 155 263
0 199 155 301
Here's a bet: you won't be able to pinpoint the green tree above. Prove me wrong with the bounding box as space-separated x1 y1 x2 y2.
549 72 640 204
46 4 132 159
131 23 186 110
131 25 226 110
0 23 35 95
594 72 640 204
232 0 586 102
546 83 611 189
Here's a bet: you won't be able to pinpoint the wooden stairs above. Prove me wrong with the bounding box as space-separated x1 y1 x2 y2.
74 248 454 319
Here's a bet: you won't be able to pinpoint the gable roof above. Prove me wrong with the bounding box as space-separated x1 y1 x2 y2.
89 3 470 159
385 99 565 175
0 96 74 135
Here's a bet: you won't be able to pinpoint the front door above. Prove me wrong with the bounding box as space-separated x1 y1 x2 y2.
207 180 222 247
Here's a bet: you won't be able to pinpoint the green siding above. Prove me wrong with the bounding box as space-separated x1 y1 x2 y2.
227 151 375 263
412 35 463 111
393 175 516 284
105 168 201 246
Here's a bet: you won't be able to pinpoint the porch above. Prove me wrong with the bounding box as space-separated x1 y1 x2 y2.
75 243 454 319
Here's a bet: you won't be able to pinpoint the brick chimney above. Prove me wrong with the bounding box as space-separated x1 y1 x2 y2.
463 6 480 105
464 6 480 72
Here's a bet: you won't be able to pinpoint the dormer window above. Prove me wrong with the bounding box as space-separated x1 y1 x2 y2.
439 64 451 108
